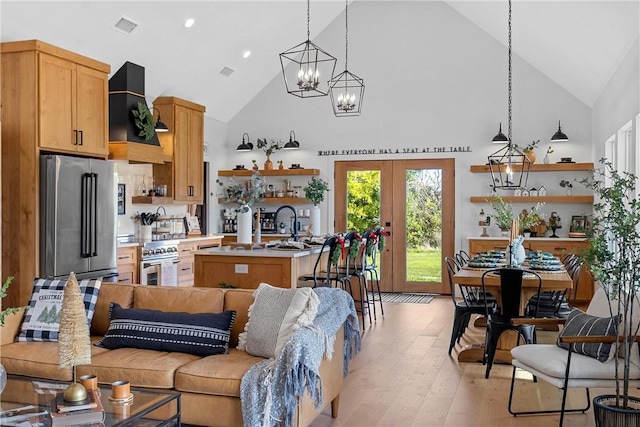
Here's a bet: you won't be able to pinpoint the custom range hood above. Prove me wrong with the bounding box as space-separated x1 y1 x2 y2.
108 62 166 164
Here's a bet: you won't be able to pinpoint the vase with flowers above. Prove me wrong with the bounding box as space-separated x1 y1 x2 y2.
304 177 330 236
216 171 266 243
488 195 514 236
256 138 282 170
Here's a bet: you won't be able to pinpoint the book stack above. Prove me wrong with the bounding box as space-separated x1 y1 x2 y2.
50 388 105 426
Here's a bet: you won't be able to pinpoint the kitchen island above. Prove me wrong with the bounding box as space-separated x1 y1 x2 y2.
193 246 327 289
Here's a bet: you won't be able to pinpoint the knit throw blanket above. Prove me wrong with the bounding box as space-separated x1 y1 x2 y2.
240 287 361 427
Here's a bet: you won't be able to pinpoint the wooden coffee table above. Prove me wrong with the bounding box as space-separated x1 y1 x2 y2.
1 375 181 426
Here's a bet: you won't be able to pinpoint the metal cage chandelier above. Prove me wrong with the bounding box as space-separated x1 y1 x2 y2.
279 0 336 98
488 0 530 190
328 0 365 117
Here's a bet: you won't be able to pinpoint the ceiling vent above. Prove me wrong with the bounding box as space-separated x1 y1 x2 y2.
112 16 139 35
219 66 235 77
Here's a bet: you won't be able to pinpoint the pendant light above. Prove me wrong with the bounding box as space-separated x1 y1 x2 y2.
284 130 300 150
551 120 569 142
236 133 253 152
488 0 531 190
279 0 337 98
492 123 508 143
328 0 365 117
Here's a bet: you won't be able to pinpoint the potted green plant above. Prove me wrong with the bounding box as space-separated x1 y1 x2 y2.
582 158 640 424
518 202 544 236
488 194 513 236
304 177 330 236
515 139 540 164
256 138 282 170
303 177 330 206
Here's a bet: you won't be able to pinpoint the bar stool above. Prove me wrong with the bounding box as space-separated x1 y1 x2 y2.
362 229 384 320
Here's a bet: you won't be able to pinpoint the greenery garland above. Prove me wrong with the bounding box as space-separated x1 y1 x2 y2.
349 233 362 259
378 230 389 251
365 231 377 257
132 102 156 141
331 237 346 266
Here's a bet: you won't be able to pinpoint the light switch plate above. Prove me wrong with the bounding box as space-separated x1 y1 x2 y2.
235 264 248 274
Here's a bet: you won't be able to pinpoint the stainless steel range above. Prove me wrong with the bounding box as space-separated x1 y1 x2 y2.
139 240 180 286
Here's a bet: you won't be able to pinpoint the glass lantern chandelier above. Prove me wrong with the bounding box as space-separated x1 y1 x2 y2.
279 0 336 98
488 0 531 190
328 0 365 117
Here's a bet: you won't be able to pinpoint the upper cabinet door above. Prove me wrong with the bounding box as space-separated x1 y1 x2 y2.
187 108 204 203
39 53 109 157
39 53 76 152
75 64 108 156
173 105 192 202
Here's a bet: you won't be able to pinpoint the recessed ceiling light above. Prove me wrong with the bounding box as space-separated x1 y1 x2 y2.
184 18 195 28
242 50 252 59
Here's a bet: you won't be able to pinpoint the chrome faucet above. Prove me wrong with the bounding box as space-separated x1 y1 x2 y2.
275 205 298 241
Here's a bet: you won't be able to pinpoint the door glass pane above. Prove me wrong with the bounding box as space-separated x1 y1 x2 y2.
346 170 382 279
346 170 381 233
406 168 442 283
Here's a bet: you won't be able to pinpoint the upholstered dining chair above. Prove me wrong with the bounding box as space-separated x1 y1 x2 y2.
481 267 543 378
508 287 640 427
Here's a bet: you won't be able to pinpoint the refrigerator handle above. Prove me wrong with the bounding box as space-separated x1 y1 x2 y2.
90 172 98 257
81 173 91 257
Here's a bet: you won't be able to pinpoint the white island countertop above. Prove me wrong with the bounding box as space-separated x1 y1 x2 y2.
193 245 325 259
467 236 587 242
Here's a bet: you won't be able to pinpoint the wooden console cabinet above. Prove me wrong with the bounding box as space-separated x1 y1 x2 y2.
468 238 594 303
0 40 110 307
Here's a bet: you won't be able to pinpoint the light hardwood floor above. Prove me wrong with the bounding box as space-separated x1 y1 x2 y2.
309 296 628 427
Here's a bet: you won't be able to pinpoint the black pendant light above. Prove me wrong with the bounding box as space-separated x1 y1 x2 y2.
551 120 569 142
328 0 365 117
279 0 337 98
492 123 508 143
488 0 531 190
151 108 169 133
284 130 300 150
236 133 253 152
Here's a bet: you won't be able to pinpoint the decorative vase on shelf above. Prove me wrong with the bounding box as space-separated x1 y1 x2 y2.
524 151 536 164
310 206 321 236
543 154 550 164
236 206 252 244
264 156 273 170
500 229 509 238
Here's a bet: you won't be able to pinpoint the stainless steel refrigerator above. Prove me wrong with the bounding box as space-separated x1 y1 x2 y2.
40 154 118 280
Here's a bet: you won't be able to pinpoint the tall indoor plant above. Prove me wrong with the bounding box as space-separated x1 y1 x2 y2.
304 177 330 236
582 159 640 422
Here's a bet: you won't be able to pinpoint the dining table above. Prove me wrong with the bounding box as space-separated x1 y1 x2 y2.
453 262 573 364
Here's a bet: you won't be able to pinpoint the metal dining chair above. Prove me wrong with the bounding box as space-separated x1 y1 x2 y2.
481 267 543 378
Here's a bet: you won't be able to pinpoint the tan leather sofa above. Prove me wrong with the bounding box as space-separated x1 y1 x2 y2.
0 284 345 426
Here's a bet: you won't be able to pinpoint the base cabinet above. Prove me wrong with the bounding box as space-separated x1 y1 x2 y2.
468 238 594 303
108 246 138 285
177 238 223 286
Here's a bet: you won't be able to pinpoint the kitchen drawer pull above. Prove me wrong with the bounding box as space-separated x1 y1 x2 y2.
73 129 79 145
118 278 131 283
555 247 567 251
118 255 131 260
181 267 192 272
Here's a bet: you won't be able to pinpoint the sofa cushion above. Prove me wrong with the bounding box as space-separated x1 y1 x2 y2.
134 286 224 313
237 283 319 359
222 289 255 348
80 348 200 389
17 277 101 342
96 303 236 357
1 341 110 382
91 283 135 336
557 308 620 362
175 349 264 397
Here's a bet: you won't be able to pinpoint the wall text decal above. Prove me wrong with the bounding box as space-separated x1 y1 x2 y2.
317 146 472 156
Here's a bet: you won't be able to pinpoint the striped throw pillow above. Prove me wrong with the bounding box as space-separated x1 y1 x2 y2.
557 308 620 362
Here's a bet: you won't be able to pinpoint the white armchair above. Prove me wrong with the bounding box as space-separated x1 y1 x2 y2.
508 287 640 427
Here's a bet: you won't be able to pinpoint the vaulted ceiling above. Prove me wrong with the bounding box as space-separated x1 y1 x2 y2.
1 1 638 122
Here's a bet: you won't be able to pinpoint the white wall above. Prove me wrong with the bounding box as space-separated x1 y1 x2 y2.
591 37 640 163
222 1 592 251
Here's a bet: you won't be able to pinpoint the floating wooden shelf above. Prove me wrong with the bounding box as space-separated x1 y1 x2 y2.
470 163 594 173
218 197 311 205
132 196 174 204
218 168 320 177
470 196 594 204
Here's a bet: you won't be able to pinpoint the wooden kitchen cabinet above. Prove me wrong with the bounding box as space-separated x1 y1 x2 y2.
467 238 594 303
0 40 110 307
105 246 139 285
153 97 205 204
39 52 109 157
177 238 223 286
